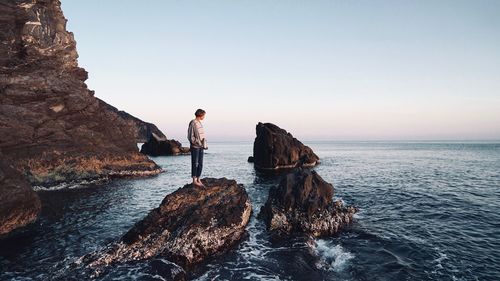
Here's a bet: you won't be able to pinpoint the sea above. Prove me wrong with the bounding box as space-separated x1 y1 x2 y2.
1 141 499 281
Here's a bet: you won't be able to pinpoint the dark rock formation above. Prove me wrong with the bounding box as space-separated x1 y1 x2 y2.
253 123 319 172
247 156 254 163
83 178 252 269
140 133 190 156
0 0 161 189
0 151 41 235
259 169 357 237
97 98 166 143
149 259 186 281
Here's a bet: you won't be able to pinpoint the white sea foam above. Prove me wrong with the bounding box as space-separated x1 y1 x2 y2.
312 239 354 272
353 209 363 219
32 178 108 191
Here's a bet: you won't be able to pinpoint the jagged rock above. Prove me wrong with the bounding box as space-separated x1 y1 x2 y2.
0 151 41 235
259 169 356 237
83 178 252 269
97 99 166 143
0 0 161 188
140 133 190 156
149 259 186 281
252 123 319 172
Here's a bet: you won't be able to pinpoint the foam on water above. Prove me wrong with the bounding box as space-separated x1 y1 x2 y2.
2 141 500 280
312 239 354 272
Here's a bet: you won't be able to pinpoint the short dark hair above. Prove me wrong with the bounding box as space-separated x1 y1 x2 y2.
195 109 206 117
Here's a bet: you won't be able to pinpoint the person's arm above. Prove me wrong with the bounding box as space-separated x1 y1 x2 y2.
188 120 203 147
187 121 196 146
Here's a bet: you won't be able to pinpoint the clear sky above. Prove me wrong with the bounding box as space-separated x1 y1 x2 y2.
61 0 500 141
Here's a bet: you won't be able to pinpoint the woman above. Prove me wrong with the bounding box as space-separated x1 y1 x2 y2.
187 109 208 187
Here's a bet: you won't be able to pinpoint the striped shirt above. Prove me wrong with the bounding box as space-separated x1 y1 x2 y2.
195 120 205 140
187 119 206 148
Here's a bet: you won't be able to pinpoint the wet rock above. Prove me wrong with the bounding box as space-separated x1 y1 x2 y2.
83 178 252 269
0 0 161 188
140 133 190 156
0 152 41 235
252 123 319 172
259 168 357 237
149 259 186 281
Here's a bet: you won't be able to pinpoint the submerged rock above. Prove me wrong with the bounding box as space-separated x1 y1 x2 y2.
140 133 190 156
83 178 252 269
0 153 41 235
252 123 319 172
259 169 356 237
0 0 161 189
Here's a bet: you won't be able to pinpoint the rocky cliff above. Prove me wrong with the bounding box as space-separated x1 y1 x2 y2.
0 0 161 189
0 150 41 235
97 98 166 143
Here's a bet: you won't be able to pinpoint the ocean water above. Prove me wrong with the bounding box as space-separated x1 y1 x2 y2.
1 141 499 280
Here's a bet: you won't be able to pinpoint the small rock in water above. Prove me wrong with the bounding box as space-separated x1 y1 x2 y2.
252 122 319 173
140 133 190 156
259 168 357 238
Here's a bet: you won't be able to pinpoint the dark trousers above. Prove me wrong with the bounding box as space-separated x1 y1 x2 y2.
191 147 204 178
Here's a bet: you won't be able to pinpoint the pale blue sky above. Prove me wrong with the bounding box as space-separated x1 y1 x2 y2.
61 0 500 141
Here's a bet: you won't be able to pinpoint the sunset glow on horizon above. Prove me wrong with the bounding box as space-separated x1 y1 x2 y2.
62 0 500 141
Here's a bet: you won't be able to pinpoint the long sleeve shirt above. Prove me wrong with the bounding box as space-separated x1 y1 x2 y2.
187 119 205 148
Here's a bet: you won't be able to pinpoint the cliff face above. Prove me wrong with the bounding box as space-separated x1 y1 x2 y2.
0 0 160 187
97 98 166 143
0 150 41 235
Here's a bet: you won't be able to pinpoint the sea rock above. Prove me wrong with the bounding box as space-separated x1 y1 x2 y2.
247 156 254 163
259 168 357 237
83 178 252 269
149 259 186 281
140 133 190 156
0 152 41 235
252 123 319 172
0 0 161 188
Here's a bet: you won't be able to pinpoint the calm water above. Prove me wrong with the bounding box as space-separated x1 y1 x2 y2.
1 141 499 280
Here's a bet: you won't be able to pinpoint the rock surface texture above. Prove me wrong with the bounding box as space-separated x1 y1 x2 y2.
98 99 166 143
259 169 357 237
0 152 41 235
84 178 252 269
253 122 319 172
140 133 190 156
0 0 161 188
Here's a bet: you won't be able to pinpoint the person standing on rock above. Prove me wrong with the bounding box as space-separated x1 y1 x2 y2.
188 109 208 187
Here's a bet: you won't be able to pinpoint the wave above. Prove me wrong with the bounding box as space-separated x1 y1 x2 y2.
311 239 354 272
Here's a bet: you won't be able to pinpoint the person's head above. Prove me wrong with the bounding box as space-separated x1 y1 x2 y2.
195 109 206 120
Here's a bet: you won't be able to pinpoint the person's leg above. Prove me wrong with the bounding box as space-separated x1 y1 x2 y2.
191 148 199 185
196 148 204 186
